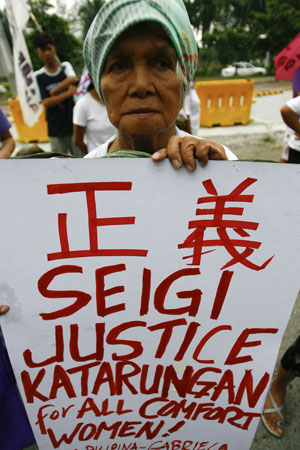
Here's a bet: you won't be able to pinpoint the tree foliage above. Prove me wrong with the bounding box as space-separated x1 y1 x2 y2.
251 0 300 58
202 27 251 65
78 0 105 40
183 0 300 71
183 0 221 34
25 0 83 73
1 0 300 76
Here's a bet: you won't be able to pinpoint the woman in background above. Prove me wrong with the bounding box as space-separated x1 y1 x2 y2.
73 80 115 155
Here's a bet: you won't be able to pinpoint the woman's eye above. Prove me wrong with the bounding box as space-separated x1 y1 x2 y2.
109 61 130 72
155 59 172 70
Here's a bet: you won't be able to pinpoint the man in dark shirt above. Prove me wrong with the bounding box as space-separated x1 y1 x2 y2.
33 33 81 156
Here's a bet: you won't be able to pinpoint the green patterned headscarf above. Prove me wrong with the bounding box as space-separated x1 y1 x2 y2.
83 0 198 101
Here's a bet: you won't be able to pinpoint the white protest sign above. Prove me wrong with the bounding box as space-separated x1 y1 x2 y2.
0 159 300 450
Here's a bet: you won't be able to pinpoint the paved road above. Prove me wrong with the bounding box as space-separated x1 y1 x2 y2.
251 291 300 450
252 76 291 92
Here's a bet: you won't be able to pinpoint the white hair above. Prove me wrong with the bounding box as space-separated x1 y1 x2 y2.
176 61 185 82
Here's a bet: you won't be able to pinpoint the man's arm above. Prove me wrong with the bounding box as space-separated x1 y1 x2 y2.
0 130 15 158
50 61 76 96
49 76 77 96
42 84 77 108
280 104 300 138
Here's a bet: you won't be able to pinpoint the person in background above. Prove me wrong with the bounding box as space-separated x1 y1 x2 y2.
182 83 200 136
280 95 300 163
0 107 15 158
292 67 300 98
73 80 115 155
0 305 36 449
261 95 300 437
74 65 91 102
33 33 81 156
262 337 300 437
176 84 200 136
279 68 300 162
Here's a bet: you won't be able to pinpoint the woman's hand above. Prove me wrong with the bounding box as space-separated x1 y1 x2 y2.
0 130 15 159
152 136 228 171
0 305 9 315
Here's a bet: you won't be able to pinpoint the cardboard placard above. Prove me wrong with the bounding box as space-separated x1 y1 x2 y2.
1 159 299 450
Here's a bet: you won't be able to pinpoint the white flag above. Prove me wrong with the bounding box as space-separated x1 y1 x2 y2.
5 0 42 127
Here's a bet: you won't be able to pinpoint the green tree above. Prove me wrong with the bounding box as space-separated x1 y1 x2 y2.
25 0 83 73
184 0 221 34
183 0 268 65
222 0 266 27
251 0 300 60
202 26 251 65
78 0 105 40
185 0 300 70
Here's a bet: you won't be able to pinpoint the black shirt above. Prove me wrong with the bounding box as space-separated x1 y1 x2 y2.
34 62 75 137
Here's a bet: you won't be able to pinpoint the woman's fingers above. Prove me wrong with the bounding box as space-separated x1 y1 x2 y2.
203 140 228 161
180 138 200 171
152 137 228 170
152 136 183 169
0 305 9 315
193 139 228 167
151 147 168 162
164 136 184 169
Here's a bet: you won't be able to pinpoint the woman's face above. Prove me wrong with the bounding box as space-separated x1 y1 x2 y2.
101 24 183 144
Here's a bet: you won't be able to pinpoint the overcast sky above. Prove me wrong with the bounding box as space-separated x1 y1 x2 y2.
0 0 77 12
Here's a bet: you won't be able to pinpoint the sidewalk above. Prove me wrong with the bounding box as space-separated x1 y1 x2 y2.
251 292 300 450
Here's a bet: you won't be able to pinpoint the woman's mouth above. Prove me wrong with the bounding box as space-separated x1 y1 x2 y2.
127 109 158 115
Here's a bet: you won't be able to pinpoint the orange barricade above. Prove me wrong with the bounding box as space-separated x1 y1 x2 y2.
8 97 49 142
195 79 254 127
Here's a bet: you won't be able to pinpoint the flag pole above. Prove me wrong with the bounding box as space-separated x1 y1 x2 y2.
29 11 43 33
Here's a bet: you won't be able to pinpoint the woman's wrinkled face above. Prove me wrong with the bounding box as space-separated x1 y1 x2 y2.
101 24 183 141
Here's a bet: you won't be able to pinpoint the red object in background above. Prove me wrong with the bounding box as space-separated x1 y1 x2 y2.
274 33 300 81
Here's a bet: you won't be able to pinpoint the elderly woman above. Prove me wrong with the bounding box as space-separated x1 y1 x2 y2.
83 0 236 167
0 2 236 445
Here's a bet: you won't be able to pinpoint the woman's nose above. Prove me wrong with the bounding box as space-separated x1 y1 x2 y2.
128 64 155 97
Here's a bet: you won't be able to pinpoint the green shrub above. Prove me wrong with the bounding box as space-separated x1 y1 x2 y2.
0 81 13 98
